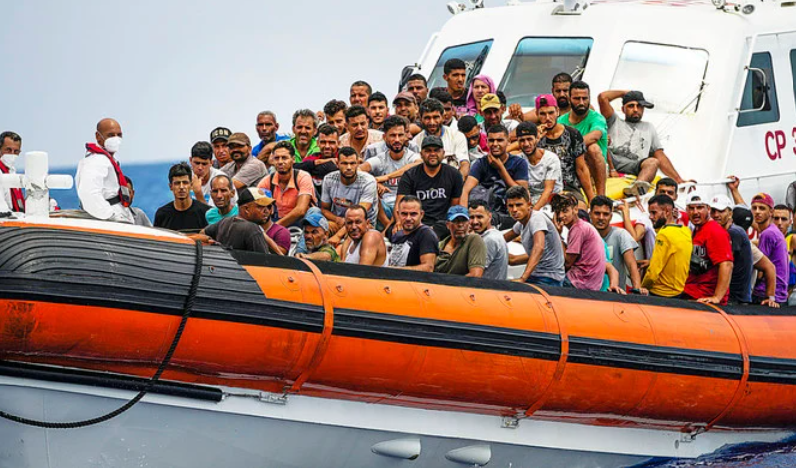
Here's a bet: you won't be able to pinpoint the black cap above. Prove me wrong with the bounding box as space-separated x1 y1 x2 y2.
733 206 753 231
515 121 538 139
210 127 231 143
622 91 654 109
421 135 444 150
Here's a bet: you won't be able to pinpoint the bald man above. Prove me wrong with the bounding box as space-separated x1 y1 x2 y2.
75 118 135 223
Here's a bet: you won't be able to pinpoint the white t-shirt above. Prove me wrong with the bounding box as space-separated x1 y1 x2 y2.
412 126 468 168
526 150 562 203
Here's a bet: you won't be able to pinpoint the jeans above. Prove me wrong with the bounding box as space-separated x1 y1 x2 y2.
526 275 564 287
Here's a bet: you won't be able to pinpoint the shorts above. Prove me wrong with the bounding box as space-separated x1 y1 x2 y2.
610 154 646 176
526 275 564 287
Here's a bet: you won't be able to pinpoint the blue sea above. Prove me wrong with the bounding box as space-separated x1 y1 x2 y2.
48 161 796 467
52 161 180 222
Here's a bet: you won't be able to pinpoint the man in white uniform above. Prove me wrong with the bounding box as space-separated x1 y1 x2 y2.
76 118 134 223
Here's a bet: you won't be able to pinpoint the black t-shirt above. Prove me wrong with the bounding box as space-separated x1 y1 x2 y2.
204 216 270 254
294 156 339 197
538 125 586 191
388 225 439 267
153 200 210 232
728 223 753 303
397 164 463 226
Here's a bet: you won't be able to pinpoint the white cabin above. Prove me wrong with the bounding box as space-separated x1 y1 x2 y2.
410 0 796 202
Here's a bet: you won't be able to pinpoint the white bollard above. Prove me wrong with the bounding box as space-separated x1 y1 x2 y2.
0 151 73 219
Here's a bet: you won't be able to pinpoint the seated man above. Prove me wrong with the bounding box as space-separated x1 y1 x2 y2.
435 205 486 277
504 186 565 286
412 98 469 179
321 147 379 245
457 115 486 162
154 162 210 232
295 123 341 198
339 105 383 156
589 195 646 293
460 124 529 229
558 81 607 197
295 210 340 262
258 141 316 226
200 187 275 254
124 176 152 227
340 205 388 266
367 92 390 131
205 174 238 225
598 90 687 196
516 121 561 211
388 195 439 271
750 193 789 306
220 132 267 190
469 200 508 280
641 194 692 297
682 192 733 304
551 192 606 290
189 141 224 204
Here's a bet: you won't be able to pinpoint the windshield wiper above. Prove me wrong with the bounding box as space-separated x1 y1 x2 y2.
466 45 490 89
571 46 591 81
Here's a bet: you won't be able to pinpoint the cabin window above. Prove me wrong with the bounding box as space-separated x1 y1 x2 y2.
498 37 593 108
737 52 780 127
426 40 494 91
610 42 709 115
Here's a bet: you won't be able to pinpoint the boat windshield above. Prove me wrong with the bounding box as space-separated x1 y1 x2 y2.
499 37 593 107
609 42 709 114
427 40 494 90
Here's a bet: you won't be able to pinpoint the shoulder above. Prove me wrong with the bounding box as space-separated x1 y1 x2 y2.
192 201 211 214
357 171 377 184
589 110 607 125
155 202 174 214
322 170 341 183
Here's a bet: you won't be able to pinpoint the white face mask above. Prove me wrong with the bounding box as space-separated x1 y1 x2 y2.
104 136 123 154
0 153 18 168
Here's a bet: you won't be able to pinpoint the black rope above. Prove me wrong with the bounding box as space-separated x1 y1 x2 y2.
0 240 204 429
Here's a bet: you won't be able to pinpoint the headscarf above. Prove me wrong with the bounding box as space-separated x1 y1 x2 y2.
465 74 496 117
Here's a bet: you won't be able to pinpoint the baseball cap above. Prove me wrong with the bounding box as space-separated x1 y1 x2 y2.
751 192 774 209
447 205 470 222
685 191 709 207
515 121 538 139
622 91 654 109
709 194 734 211
227 132 251 147
535 94 558 110
393 91 417 105
480 93 501 111
237 187 275 207
733 206 753 230
210 127 231 143
421 135 444 150
302 210 330 232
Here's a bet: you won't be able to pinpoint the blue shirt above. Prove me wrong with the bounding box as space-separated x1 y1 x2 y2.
205 205 239 225
252 134 290 158
468 154 530 213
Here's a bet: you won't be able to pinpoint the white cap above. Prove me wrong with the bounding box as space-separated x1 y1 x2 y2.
709 194 734 211
685 191 709 207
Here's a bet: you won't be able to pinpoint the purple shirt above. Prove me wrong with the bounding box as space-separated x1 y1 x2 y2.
754 224 789 302
266 223 292 254
566 219 607 291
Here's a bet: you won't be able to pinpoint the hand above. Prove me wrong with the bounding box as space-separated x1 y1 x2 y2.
618 199 631 217
327 236 341 247
609 286 627 295
487 153 503 169
697 296 721 304
726 175 740 191
508 103 524 122
377 183 391 197
512 278 527 283
295 253 307 260
316 110 326 122
637 287 649 296
191 173 203 194
761 299 781 308
636 259 650 269
609 169 621 178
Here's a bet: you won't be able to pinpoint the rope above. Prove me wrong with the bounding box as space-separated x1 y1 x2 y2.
0 240 203 429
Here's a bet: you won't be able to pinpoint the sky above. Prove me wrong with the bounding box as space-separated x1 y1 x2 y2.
0 0 452 168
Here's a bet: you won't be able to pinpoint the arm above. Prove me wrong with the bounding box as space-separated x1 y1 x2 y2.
298 250 333 262
401 253 436 272
191 175 208 205
564 252 578 270
597 90 627 120
374 160 422 183
532 180 556 211
652 150 684 184
466 266 484 278
519 231 546 281
754 254 780 308
575 156 595 201
726 176 746 206
582 131 604 148
231 178 247 190
276 194 311 227
698 261 733 304
622 248 646 293
263 232 286 255
460 176 479 209
77 160 115 220
642 237 667 290
606 262 626 294
619 201 646 242
356 232 383 265
321 201 344 225
458 160 470 180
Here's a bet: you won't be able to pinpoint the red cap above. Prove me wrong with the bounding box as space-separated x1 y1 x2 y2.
751 192 774 209
535 94 558 110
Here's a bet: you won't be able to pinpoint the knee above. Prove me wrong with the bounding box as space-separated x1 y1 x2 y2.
586 144 604 164
642 157 660 170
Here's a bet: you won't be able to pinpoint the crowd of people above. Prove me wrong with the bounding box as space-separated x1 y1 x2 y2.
1 58 794 308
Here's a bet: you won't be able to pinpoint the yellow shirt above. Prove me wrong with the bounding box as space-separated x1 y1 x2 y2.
642 224 692 297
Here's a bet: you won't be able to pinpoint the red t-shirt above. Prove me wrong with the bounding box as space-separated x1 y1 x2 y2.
683 220 734 304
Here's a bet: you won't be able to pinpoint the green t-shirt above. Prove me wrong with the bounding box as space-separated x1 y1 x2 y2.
312 243 340 262
205 205 239 225
289 137 320 163
435 234 487 275
558 109 608 158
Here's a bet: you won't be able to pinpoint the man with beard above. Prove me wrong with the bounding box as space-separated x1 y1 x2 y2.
289 109 321 162
682 192 733 304
252 111 289 158
339 105 383 156
535 94 594 203
590 195 646 293
340 205 388 266
406 74 429 104
641 194 692 297
412 98 469 179
393 92 419 127
323 100 348 137
443 59 468 116
367 92 389 131
220 132 267 190
397 135 464 239
295 124 341 198
435 205 486 277
598 90 686 195
295 211 339 261
198 187 275 254
205 174 238 225
516 122 561 210
469 200 508 280
258 141 316 227
321 147 378 246
458 115 487 162
460 124 529 229
209 127 232 168
509 73 573 124
349 80 372 107
558 81 607 197
359 116 421 226
750 193 789 306
708 194 757 305
154 162 210 231
190 141 225 205
480 93 518 135
388 195 439 271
